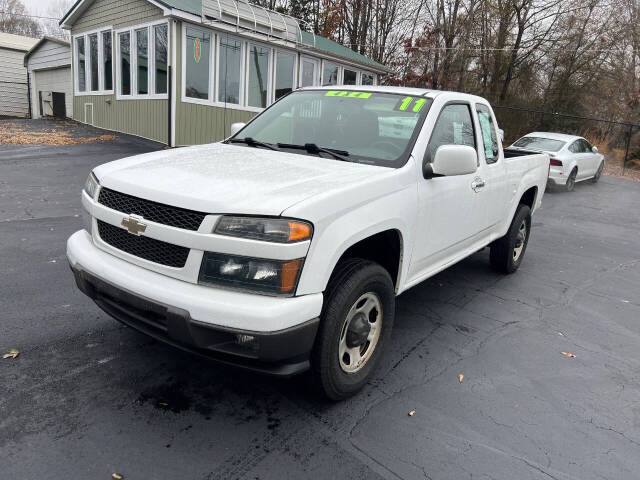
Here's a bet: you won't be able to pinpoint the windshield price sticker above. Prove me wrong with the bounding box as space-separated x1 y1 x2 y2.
395 96 427 113
325 90 372 98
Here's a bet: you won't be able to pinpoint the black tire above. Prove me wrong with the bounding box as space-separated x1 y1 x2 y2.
311 258 395 401
490 204 532 274
565 168 577 192
590 161 604 183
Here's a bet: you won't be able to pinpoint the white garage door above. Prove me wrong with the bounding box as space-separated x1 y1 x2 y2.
32 67 72 118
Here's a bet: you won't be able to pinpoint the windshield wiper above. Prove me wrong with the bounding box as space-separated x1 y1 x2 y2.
277 143 350 162
229 137 280 151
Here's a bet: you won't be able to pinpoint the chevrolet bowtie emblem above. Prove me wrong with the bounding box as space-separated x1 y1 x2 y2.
121 214 147 235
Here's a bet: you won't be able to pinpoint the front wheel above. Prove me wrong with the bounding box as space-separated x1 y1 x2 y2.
311 259 395 400
490 204 532 274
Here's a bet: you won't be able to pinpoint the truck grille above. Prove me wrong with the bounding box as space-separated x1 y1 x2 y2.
97 220 189 268
98 188 207 231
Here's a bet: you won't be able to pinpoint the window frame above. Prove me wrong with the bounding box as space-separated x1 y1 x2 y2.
181 23 214 104
115 19 169 101
299 55 320 88
321 59 341 86
244 40 272 109
271 48 296 103
153 23 169 95
359 71 377 86
216 34 246 108
73 27 114 96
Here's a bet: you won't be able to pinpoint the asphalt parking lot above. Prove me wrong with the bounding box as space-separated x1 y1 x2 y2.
2 121 640 480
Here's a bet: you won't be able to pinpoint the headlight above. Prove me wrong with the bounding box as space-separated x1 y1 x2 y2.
83 172 99 199
214 216 312 243
199 252 303 296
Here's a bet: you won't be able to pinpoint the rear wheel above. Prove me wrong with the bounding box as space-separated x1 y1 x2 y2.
590 161 604 183
311 259 395 400
490 204 532 274
565 168 577 192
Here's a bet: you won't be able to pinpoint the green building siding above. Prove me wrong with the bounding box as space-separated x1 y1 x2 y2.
71 0 169 144
73 95 168 143
173 21 255 146
72 0 164 33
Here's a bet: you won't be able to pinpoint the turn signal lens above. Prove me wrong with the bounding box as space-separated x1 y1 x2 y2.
288 222 312 242
280 259 302 292
215 216 312 243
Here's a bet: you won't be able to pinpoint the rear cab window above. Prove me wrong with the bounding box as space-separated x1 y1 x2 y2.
476 104 499 164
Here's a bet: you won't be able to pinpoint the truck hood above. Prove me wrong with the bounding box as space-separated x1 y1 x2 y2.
94 143 391 216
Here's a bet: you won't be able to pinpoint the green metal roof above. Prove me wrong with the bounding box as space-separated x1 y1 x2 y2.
156 0 202 16
299 31 384 71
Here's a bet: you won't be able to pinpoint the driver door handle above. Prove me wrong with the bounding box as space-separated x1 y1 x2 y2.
471 177 485 192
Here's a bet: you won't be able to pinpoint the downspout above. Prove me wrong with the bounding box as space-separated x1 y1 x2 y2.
167 64 172 146
26 71 32 119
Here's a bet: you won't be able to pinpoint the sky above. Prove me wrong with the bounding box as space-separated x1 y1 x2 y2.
23 0 73 18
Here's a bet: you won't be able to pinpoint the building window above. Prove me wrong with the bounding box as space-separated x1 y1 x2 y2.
361 72 374 85
274 51 294 100
119 32 131 95
218 37 242 104
74 30 113 95
247 44 270 108
185 26 210 99
102 31 112 91
343 69 357 85
136 28 148 95
116 22 169 99
76 37 86 92
154 24 168 95
322 61 339 86
89 34 99 91
300 57 317 87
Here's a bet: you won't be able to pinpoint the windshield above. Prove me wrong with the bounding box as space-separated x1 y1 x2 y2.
512 136 565 152
229 89 432 167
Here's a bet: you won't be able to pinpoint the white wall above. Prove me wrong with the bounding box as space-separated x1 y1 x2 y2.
0 47 30 117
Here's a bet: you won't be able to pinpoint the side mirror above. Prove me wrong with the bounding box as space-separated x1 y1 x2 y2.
423 145 478 179
230 122 246 137
592 146 598 153
498 128 505 143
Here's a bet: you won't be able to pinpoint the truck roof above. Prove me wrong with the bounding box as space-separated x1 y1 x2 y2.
298 85 489 103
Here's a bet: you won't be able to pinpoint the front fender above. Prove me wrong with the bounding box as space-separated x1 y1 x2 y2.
292 185 417 296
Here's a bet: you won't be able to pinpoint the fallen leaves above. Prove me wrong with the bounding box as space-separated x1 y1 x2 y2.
561 352 576 358
408 410 415 417
112 474 123 479
458 374 464 383
0 122 117 146
3 348 19 359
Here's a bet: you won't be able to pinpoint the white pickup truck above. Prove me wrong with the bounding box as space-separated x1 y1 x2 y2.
68 86 549 399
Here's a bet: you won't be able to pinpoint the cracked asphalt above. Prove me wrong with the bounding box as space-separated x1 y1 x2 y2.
2 122 640 479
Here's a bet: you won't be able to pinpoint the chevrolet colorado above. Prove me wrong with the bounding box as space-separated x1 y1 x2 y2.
67 86 549 400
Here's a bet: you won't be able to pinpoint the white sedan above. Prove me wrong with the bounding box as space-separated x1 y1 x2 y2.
508 132 604 191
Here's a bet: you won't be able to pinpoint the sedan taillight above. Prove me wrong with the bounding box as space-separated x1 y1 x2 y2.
550 159 563 167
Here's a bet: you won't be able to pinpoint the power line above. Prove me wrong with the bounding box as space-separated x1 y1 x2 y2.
0 11 61 21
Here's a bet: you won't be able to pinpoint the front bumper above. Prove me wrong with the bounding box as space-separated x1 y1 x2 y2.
67 230 323 376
